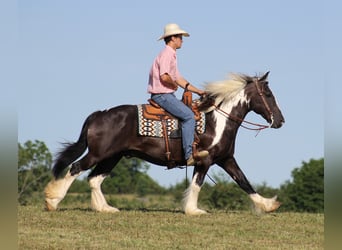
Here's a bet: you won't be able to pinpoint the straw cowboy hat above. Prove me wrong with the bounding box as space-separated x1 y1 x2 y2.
158 23 190 41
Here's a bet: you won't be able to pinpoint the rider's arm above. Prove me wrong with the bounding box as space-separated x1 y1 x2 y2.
160 73 205 96
176 77 205 96
160 73 178 90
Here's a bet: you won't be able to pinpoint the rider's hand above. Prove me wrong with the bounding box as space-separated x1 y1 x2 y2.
197 90 206 96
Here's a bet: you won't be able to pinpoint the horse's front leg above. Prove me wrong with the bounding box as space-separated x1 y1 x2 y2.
183 165 209 215
219 157 280 213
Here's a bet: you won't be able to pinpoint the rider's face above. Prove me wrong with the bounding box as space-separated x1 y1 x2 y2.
173 35 183 49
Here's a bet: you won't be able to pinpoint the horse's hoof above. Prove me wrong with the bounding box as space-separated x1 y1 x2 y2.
253 195 281 213
101 207 120 213
268 200 281 212
92 205 120 213
45 198 58 211
185 208 207 216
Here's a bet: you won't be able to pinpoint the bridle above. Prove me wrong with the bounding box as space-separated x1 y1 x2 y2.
254 78 274 124
213 78 274 132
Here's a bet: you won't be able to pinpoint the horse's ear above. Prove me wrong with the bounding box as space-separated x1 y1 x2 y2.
259 71 270 81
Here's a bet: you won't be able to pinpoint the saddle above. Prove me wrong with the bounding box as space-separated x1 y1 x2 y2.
142 96 201 122
141 87 202 165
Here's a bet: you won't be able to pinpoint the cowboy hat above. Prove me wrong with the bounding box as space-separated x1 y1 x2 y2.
157 23 190 41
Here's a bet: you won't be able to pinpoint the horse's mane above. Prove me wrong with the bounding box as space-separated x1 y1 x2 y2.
199 73 250 112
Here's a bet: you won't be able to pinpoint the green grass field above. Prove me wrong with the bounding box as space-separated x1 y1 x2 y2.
18 204 323 249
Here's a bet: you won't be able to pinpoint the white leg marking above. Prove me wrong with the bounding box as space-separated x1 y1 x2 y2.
249 193 281 213
183 173 207 215
89 175 119 213
44 169 81 211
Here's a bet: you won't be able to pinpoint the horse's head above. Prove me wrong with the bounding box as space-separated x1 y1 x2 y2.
244 71 285 128
199 71 285 129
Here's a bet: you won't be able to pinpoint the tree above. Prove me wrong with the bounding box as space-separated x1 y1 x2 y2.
101 157 166 195
203 182 250 210
18 140 53 205
279 158 324 213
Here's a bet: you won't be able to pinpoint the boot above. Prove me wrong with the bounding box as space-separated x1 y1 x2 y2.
186 150 209 166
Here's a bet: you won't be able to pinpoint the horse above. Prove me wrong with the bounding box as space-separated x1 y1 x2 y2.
44 71 285 215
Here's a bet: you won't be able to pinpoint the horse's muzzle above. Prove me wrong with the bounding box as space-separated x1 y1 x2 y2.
271 118 285 129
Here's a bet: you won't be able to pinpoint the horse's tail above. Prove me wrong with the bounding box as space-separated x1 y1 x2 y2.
52 111 102 178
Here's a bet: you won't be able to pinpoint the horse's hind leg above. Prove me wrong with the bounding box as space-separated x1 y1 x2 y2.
45 169 82 211
87 155 122 213
70 153 97 176
45 153 96 211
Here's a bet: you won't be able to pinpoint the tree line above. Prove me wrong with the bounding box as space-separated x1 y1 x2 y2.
18 140 323 213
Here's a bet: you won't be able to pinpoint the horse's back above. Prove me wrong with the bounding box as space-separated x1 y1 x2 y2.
88 104 138 131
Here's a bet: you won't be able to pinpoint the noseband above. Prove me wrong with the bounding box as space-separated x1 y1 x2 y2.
213 77 274 132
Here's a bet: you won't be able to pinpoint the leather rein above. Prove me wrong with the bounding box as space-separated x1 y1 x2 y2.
213 78 274 133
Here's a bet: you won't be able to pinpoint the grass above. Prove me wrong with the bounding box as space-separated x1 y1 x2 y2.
18 204 324 249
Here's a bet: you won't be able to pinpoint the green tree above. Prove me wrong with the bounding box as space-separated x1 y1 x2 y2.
18 140 53 205
198 171 250 210
168 178 189 203
102 157 166 195
135 173 166 196
200 181 250 210
279 158 324 212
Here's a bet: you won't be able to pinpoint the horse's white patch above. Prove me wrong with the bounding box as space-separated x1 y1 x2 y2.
183 173 200 210
249 193 280 213
209 90 248 148
89 174 119 213
250 193 263 204
183 173 206 215
44 169 81 210
89 174 106 190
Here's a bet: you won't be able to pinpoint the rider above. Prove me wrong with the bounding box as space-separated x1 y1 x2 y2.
147 23 209 166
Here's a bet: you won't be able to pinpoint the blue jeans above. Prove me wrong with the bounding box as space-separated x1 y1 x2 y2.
151 93 195 160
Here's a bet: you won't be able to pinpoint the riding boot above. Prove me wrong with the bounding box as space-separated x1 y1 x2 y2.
187 135 208 166
186 150 209 166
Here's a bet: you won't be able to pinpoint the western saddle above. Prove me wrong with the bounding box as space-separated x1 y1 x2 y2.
141 87 202 165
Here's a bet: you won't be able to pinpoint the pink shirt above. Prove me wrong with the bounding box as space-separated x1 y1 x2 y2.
147 45 182 94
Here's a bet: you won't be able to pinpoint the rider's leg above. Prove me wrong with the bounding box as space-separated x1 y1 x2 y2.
151 93 195 160
151 93 208 164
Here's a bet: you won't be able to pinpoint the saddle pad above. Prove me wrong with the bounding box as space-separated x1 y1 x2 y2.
137 105 205 138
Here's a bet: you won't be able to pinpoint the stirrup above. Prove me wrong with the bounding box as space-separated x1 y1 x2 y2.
195 150 209 159
186 150 209 166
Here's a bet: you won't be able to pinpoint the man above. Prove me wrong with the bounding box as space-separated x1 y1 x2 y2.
147 23 209 166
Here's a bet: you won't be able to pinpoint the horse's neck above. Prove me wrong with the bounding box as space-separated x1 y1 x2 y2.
220 100 249 127
204 103 248 150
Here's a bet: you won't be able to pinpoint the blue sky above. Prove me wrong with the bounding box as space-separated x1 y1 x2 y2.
15 0 328 188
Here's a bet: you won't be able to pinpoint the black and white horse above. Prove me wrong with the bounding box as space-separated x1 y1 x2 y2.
45 72 285 215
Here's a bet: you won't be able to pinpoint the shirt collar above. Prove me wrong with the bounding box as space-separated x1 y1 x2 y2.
166 45 177 53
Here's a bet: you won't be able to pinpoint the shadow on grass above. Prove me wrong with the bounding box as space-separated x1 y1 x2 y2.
119 207 184 214
46 207 184 214
50 207 94 213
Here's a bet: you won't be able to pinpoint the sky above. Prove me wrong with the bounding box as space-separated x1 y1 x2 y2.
13 0 331 188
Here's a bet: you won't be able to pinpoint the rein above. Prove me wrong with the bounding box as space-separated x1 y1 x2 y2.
213 104 269 131
212 78 274 133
